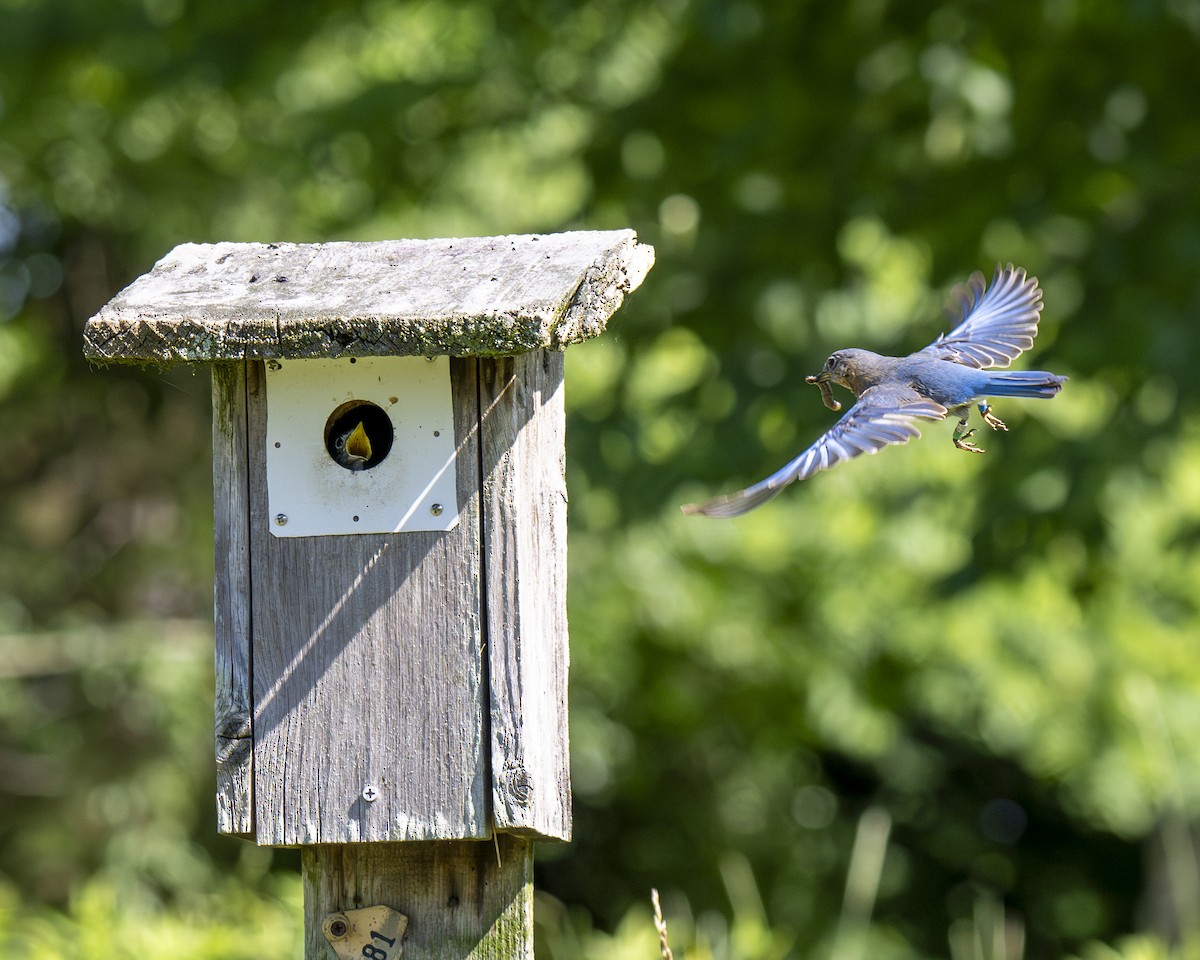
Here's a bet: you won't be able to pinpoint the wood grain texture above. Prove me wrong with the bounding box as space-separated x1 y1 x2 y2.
303 837 532 960
211 361 254 836
249 358 488 845
480 352 571 840
82 231 654 363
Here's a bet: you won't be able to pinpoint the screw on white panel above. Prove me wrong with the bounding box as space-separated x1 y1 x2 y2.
430 503 444 516
362 783 379 803
274 514 288 526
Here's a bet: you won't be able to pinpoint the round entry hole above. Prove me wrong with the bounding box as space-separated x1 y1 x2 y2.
325 400 394 471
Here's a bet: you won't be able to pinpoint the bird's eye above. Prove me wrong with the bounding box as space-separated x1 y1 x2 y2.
335 435 346 449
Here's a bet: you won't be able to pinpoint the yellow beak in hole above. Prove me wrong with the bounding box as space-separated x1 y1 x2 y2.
339 421 372 466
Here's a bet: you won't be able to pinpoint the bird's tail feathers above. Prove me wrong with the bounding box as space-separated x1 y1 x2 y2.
983 370 1066 399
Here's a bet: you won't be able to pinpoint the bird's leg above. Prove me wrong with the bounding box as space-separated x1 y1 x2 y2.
952 414 986 454
979 401 1007 432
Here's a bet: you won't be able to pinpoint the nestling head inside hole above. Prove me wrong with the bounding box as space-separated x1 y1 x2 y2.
325 400 394 470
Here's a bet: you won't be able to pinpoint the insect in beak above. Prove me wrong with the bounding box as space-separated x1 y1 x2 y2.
804 373 842 412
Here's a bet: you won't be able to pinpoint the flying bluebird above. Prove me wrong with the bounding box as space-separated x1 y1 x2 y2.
684 263 1066 518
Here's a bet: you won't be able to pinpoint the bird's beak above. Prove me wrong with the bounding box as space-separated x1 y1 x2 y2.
345 421 372 463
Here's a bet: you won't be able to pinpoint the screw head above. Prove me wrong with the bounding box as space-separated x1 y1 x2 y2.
362 783 379 803
327 918 348 939
274 514 288 526
430 503 444 516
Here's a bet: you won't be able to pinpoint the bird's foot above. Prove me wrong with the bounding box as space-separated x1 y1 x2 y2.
980 403 1007 432
952 420 986 454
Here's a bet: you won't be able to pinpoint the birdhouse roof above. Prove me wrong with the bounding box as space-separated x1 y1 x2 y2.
83 230 653 363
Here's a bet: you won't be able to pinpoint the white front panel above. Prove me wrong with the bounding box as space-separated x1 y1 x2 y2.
265 356 460 536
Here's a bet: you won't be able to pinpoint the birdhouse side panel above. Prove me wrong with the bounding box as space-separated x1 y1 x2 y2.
212 361 254 837
482 351 571 841
249 359 489 845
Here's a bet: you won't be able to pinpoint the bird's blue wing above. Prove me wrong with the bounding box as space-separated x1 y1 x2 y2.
919 263 1043 369
683 385 947 518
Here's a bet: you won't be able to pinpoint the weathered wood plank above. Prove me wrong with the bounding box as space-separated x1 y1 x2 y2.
212 361 254 836
250 358 487 845
303 838 532 960
82 231 654 363
480 351 571 840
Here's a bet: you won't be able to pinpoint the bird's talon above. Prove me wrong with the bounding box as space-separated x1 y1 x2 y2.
982 409 1007 432
952 422 986 453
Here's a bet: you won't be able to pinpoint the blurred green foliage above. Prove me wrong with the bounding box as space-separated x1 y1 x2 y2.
0 872 303 959
3 1 1200 958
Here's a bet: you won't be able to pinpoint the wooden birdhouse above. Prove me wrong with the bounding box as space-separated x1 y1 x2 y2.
83 230 654 960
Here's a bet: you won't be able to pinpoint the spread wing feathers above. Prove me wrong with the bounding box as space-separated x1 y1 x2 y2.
682 386 947 518
920 262 1043 369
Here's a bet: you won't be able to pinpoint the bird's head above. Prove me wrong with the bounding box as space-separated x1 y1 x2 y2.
804 350 859 410
334 420 373 469
806 349 885 403
818 351 851 384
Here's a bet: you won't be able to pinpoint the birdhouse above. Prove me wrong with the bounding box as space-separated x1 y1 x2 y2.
83 230 654 960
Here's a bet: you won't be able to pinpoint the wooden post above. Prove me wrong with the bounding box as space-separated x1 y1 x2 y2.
83 232 654 959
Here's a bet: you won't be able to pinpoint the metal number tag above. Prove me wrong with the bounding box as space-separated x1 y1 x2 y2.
322 905 408 960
